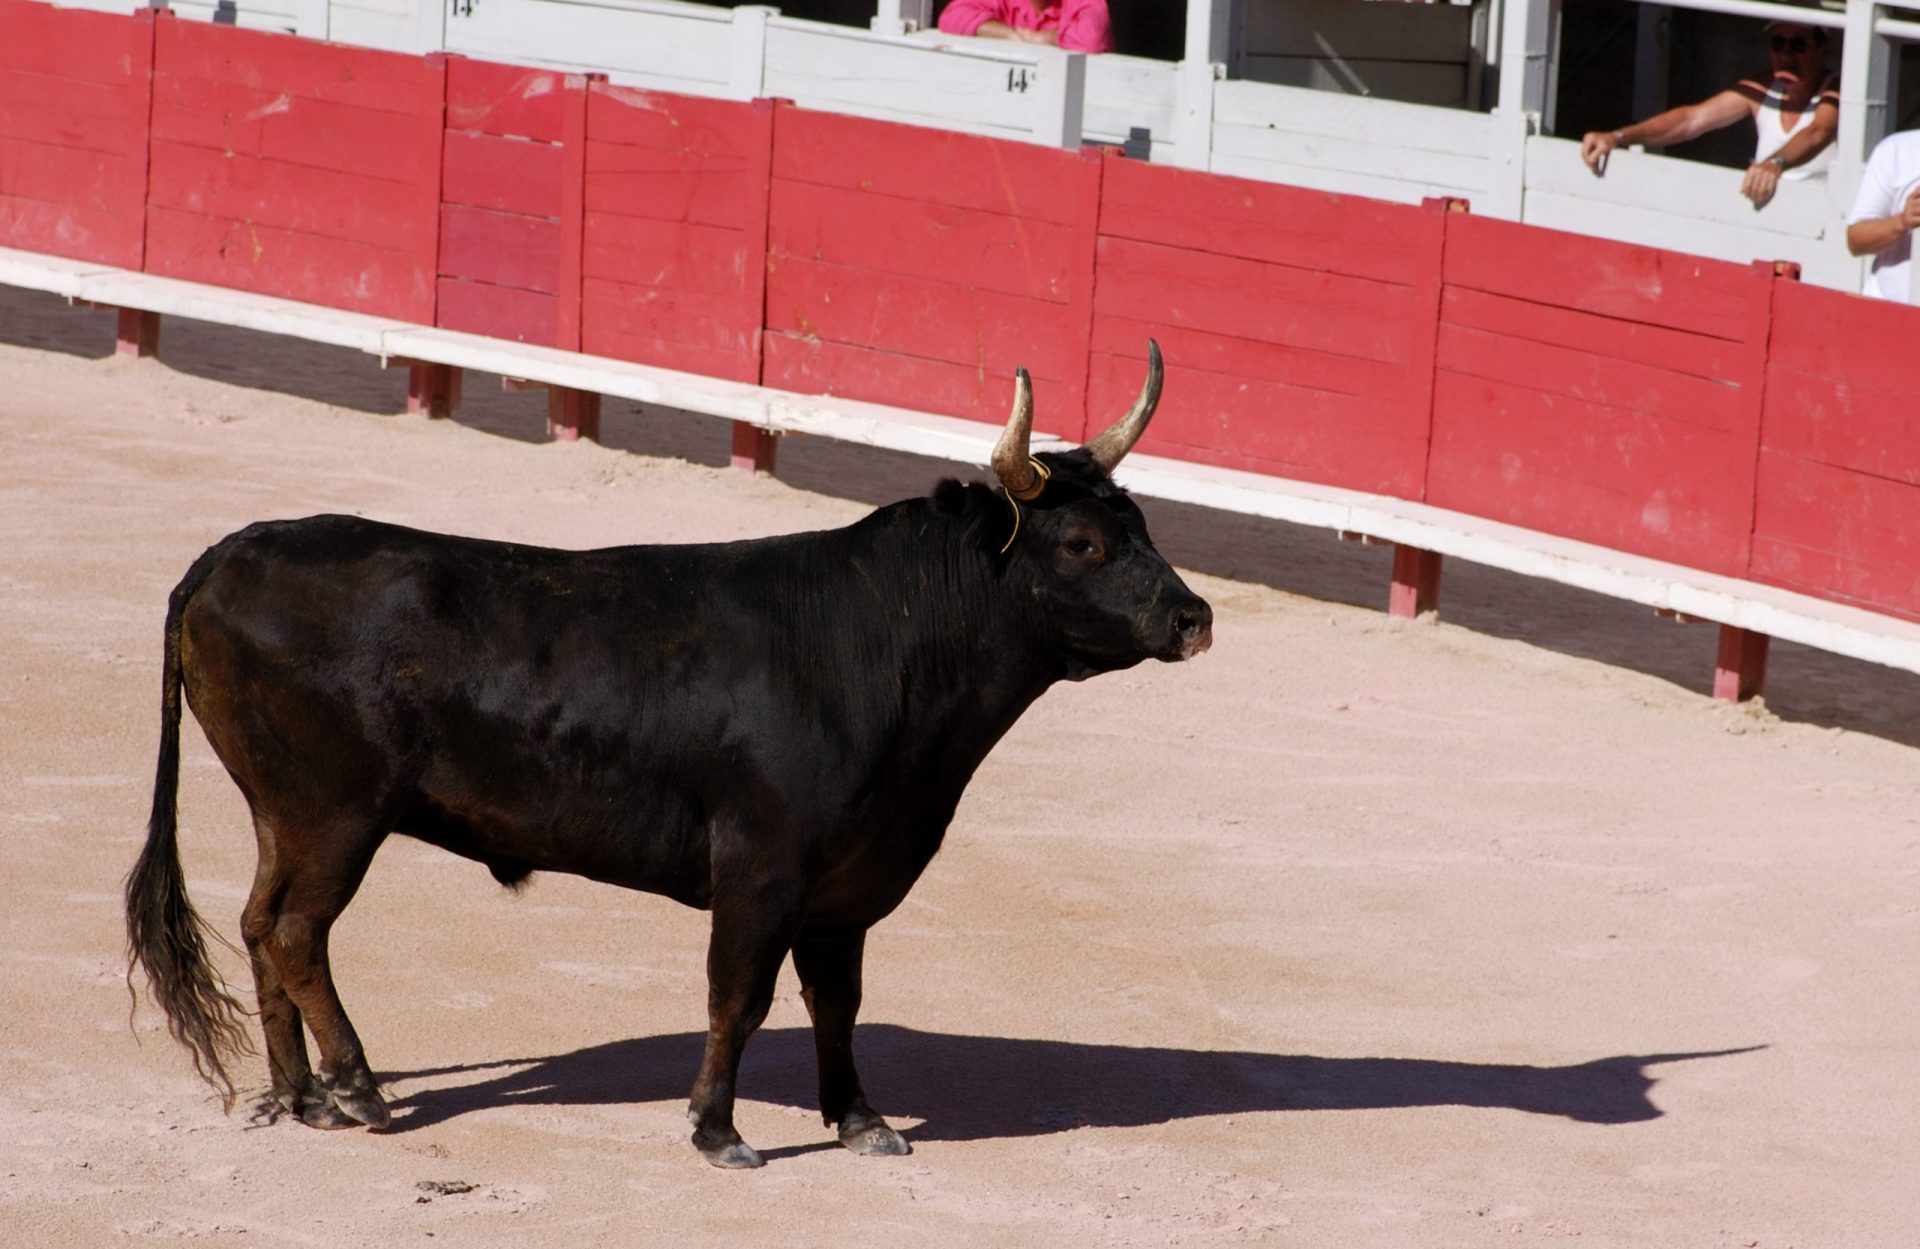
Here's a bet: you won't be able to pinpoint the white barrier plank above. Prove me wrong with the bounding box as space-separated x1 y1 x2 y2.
764 19 1065 140
1523 135 1830 238
442 0 734 95
1082 53 1177 149
1214 78 1494 158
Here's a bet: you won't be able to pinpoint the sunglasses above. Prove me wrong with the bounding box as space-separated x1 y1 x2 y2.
1769 35 1810 53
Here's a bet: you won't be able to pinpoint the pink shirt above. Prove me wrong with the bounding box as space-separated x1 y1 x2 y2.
937 0 1114 55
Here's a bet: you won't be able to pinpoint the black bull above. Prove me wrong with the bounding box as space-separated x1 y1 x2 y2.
127 343 1212 1168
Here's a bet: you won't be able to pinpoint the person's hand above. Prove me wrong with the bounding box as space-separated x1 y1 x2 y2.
1902 186 1920 233
1580 130 1622 174
1741 158 1783 208
1011 27 1060 45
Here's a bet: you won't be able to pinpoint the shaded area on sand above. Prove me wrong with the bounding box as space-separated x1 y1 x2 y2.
378 1026 1765 1140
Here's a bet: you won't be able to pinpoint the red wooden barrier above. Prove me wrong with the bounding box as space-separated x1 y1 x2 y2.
437 59 587 348
1428 216 1774 577
143 21 443 322
1750 282 1920 622
578 85 771 383
0 1 154 269
1087 158 1447 496
763 104 1099 435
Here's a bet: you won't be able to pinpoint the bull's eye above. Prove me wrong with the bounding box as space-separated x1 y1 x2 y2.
1064 537 1099 558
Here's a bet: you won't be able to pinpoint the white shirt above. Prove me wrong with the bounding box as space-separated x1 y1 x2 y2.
1848 130 1920 303
1752 72 1837 183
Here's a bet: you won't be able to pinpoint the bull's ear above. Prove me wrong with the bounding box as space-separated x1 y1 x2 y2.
1083 340 1162 472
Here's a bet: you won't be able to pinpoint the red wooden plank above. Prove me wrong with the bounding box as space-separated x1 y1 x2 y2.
436 277 558 345
1764 280 1920 394
762 333 1076 430
1443 213 1754 342
1389 546 1443 618
439 204 560 293
1761 370 1920 483
771 104 1081 225
582 214 748 299
765 257 1080 383
145 205 433 321
588 83 761 155
738 96 773 386
0 137 141 214
1427 371 1751 573
768 178 1076 303
580 277 757 381
148 140 435 254
445 58 566 142
1713 626 1770 701
1097 154 1432 287
584 146 752 231
1090 312 1406 400
1086 347 1426 494
0 1 147 81
155 19 438 117
149 79 440 185
1441 285 1744 386
0 72 147 155
1750 450 1920 617
1436 323 1744 434
1095 235 1420 367
0 196 139 267
442 130 563 219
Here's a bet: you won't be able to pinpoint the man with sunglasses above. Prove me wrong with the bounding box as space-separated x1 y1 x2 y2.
1579 20 1838 209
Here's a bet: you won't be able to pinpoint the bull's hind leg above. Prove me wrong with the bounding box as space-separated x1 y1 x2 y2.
246 815 390 1130
793 930 909 1156
240 815 320 1123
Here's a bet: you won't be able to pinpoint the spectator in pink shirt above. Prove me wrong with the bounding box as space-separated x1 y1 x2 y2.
937 0 1114 55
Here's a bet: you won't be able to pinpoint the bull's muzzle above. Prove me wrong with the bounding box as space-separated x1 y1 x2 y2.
1168 594 1214 661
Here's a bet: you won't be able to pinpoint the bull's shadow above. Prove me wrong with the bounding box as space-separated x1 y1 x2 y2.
381 1026 1760 1141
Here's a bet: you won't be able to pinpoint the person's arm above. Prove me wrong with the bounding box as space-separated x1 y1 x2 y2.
937 0 1002 38
1741 96 1839 207
1581 89 1754 174
1847 187 1920 257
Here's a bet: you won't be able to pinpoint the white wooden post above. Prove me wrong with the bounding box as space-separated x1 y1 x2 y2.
1835 2 1894 214
1489 0 1557 220
871 0 934 37
729 5 776 102
1172 0 1230 171
1033 47 1086 150
412 0 447 56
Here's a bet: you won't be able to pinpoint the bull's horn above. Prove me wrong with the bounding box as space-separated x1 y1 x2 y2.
992 367 1046 501
1083 339 1163 472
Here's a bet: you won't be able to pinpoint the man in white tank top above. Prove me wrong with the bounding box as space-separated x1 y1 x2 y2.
1579 20 1839 209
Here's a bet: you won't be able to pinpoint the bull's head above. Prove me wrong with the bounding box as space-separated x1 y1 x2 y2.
988 340 1213 679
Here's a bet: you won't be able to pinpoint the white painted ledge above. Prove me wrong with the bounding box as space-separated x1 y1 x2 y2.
7 244 1919 678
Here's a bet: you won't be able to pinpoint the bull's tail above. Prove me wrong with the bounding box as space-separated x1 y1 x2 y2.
125 570 252 1109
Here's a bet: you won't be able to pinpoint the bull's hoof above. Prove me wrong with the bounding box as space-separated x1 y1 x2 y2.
334 1089 392 1130
839 1121 910 1157
299 1098 364 1130
697 1141 765 1170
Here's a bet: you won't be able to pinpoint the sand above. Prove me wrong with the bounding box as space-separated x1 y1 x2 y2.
2 285 1916 1247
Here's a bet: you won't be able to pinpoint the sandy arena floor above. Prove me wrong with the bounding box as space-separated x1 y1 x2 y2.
1 286 1917 1247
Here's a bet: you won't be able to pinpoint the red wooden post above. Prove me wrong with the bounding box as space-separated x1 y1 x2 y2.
115 308 160 358
547 388 602 442
407 363 461 418
1389 544 1443 619
731 423 779 475
1713 625 1770 702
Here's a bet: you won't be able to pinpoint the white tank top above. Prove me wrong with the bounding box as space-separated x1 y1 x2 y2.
1754 73 1837 181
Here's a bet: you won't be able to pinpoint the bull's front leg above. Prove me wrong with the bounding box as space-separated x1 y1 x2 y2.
793 930 909 1156
687 876 803 1169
